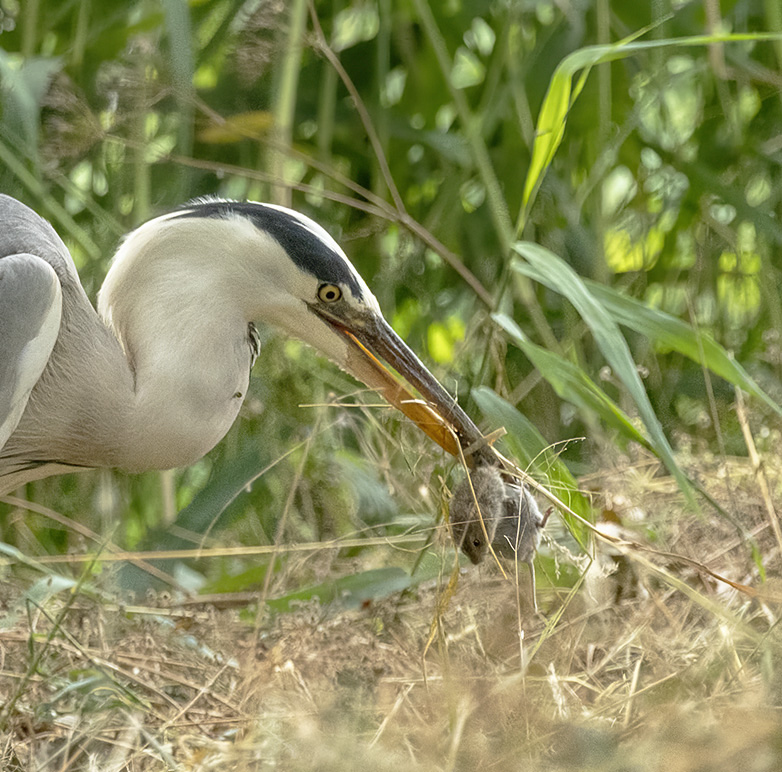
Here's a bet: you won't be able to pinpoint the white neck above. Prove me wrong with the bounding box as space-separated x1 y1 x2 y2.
93 218 293 470
3 214 355 484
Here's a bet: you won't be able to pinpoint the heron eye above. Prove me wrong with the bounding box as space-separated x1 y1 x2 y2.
318 284 342 303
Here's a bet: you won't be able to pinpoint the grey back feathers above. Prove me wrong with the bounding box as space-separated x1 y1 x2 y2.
0 194 126 485
0 254 62 449
0 194 83 293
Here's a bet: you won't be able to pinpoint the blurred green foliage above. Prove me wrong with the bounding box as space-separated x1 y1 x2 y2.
1 0 781 591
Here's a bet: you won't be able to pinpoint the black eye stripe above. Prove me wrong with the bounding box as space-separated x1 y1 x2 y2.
172 200 365 300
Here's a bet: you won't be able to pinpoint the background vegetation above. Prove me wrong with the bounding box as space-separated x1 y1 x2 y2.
1 0 782 769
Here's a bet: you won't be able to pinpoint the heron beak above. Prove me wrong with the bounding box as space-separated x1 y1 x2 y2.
318 311 490 461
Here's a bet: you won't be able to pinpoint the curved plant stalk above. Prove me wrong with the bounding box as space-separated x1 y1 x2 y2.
192 76 495 304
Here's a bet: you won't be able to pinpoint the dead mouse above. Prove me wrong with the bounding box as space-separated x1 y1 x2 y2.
492 481 544 564
449 464 506 564
449 463 547 610
492 481 545 609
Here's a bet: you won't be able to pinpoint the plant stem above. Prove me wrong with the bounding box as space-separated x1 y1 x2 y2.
270 0 309 207
412 0 559 352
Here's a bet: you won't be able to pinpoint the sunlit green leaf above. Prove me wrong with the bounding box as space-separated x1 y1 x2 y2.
450 46 485 88
512 242 693 503
331 4 379 52
493 313 652 448
583 280 782 418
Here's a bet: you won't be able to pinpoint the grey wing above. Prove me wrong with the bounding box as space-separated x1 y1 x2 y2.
0 254 63 449
0 195 82 287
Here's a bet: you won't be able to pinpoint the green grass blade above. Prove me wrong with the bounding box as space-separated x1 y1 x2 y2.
520 65 572 217
584 280 782 418
519 27 650 223
493 313 653 449
266 567 413 613
512 242 693 503
162 0 195 192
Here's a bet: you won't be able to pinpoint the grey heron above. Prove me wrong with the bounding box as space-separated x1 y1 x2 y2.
0 194 495 496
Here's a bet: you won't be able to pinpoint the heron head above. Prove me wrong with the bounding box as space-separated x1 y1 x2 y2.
125 200 490 460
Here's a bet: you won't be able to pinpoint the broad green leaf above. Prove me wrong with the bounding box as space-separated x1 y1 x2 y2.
583 280 782 418
520 64 574 216
520 32 782 229
266 567 412 612
512 242 693 503
493 313 652 449
331 4 379 52
471 386 592 548
0 52 62 150
520 29 649 219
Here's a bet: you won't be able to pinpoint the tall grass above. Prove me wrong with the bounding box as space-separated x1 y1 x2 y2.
1 2 781 766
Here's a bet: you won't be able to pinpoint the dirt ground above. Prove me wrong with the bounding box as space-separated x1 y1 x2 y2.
1 452 781 771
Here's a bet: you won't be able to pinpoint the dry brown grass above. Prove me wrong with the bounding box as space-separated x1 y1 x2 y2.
2 451 782 771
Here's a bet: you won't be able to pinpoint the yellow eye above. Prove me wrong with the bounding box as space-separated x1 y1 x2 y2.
318 284 342 303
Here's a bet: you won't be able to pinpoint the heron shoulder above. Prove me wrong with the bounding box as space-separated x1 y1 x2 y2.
0 195 82 290
0 254 63 449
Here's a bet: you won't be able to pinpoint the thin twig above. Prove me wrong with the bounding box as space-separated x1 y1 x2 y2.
735 388 782 557
308 0 406 214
